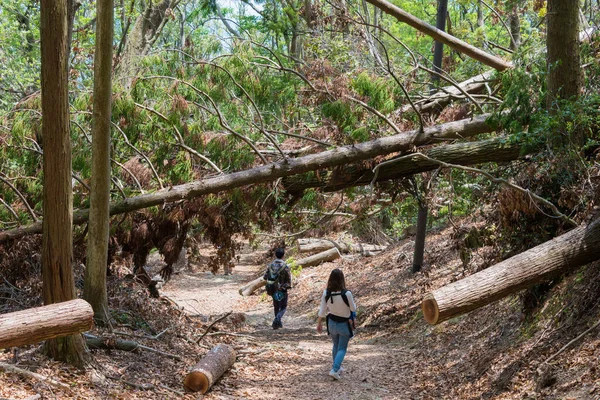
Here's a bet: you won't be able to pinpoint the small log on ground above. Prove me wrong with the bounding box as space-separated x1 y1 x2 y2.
0 362 69 390
296 248 341 268
422 217 600 325
0 299 93 349
184 344 236 393
297 239 386 254
238 277 265 296
83 333 182 360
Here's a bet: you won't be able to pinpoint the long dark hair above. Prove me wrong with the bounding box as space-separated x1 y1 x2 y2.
326 268 346 292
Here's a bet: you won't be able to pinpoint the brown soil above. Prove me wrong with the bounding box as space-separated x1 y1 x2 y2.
1 225 599 399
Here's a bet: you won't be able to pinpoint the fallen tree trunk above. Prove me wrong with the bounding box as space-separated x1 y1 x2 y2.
400 70 496 114
296 248 342 268
184 344 236 393
0 299 93 349
83 333 183 360
297 239 387 254
238 277 265 296
284 137 530 193
0 362 69 390
0 115 495 243
422 217 600 325
365 0 512 71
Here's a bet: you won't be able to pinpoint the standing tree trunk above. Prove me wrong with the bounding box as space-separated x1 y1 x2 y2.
431 0 449 89
546 0 582 142
412 203 428 273
508 6 521 50
40 0 89 367
84 0 114 326
116 0 174 89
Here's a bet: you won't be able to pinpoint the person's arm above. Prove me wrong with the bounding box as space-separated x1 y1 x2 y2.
316 290 327 333
347 291 357 328
281 266 292 290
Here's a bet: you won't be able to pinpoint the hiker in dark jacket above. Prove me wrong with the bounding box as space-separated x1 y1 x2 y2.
316 268 357 380
264 248 292 329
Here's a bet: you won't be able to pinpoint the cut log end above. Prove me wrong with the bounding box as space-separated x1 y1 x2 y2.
183 371 210 394
422 294 439 325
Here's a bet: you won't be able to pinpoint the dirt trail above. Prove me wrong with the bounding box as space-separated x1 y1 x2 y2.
160 252 420 400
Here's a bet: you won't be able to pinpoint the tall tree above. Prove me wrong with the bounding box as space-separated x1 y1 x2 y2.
431 0 448 89
40 0 89 367
83 0 114 326
546 0 582 144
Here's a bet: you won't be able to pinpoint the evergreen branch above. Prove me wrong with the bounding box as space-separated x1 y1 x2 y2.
0 173 38 222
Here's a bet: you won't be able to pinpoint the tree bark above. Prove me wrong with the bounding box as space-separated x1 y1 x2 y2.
401 70 496 114
0 299 93 349
431 0 448 88
84 0 114 327
297 239 386 253
184 344 236 393
546 0 582 145
422 217 600 325
239 277 265 296
412 204 428 273
116 0 174 88
0 115 497 243
365 0 512 71
40 0 90 368
296 248 341 268
283 137 531 193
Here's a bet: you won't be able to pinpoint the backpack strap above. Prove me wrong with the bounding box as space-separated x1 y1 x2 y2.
325 289 350 308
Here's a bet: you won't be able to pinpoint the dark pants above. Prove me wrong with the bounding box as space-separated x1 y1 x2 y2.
273 291 288 322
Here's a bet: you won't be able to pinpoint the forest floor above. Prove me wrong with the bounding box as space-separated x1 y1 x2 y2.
1 223 600 399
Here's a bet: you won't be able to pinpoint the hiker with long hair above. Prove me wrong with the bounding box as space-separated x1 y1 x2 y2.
316 268 357 380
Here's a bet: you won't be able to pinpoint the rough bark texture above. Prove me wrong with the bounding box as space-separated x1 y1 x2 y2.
547 0 580 106
546 0 582 145
422 217 600 325
84 0 114 326
0 299 93 349
116 0 173 88
0 115 496 243
283 137 529 193
184 344 236 393
296 248 341 268
297 239 387 254
239 277 266 296
365 0 512 71
40 0 89 367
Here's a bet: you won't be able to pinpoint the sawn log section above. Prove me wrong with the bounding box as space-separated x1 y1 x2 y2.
422 217 600 325
0 299 93 349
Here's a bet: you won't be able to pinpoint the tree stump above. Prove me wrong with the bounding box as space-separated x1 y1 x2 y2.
183 344 236 393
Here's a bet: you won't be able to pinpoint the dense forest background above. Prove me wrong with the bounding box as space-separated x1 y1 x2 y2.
0 0 599 398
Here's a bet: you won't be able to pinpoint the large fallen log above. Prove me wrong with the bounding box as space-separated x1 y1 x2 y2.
296 248 342 268
297 239 387 254
422 217 600 325
284 137 531 193
184 344 236 393
238 277 265 296
0 299 93 349
0 115 495 243
365 0 511 71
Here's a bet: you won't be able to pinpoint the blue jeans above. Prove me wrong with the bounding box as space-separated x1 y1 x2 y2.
273 291 288 322
328 319 350 372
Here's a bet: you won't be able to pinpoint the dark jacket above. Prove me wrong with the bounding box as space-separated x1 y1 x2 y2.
263 258 292 291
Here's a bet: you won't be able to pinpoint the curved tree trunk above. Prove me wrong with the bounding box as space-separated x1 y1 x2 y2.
84 0 114 327
116 0 174 89
40 0 89 367
422 217 600 325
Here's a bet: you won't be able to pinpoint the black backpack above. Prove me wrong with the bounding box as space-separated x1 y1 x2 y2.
265 260 286 296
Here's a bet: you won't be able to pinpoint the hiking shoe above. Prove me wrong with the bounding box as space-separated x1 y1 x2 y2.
328 369 341 380
338 366 345 373
272 319 281 330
